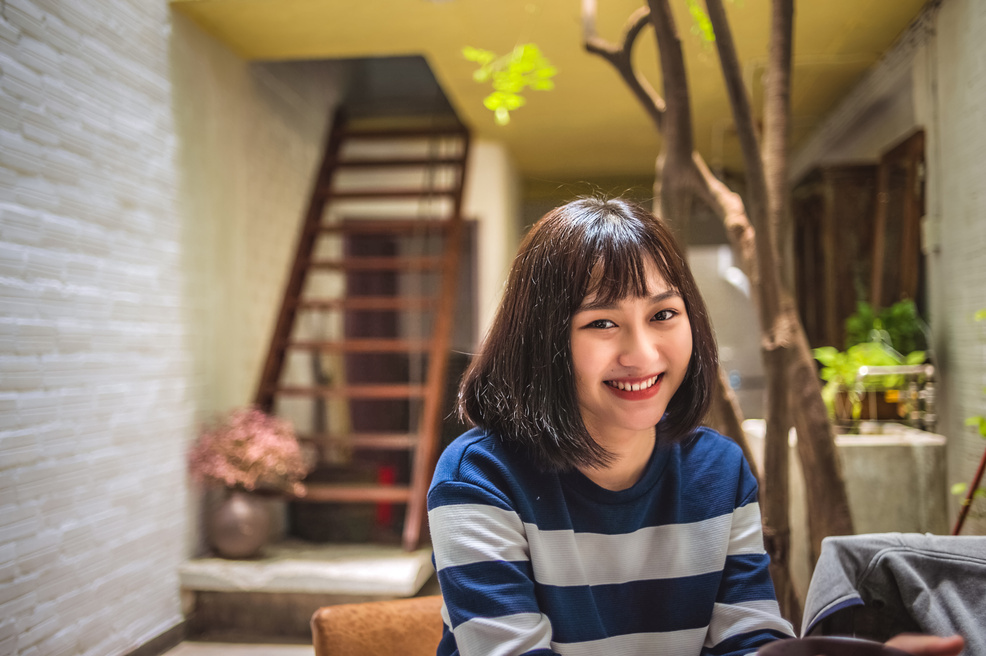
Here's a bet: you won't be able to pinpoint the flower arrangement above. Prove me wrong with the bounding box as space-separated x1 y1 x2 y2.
187 406 312 496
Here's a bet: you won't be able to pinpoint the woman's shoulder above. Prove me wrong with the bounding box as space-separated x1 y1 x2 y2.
678 426 758 498
432 427 541 494
682 425 747 461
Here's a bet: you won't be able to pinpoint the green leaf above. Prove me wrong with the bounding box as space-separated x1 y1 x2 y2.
975 488 986 500
462 46 496 64
975 309 986 322
966 415 986 437
686 0 716 43
905 350 926 365
813 346 840 367
952 482 969 496
464 42 556 125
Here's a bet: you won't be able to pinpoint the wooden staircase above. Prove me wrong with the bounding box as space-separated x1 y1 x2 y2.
255 111 470 551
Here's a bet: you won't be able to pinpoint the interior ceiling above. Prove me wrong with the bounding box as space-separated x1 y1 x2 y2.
170 0 929 181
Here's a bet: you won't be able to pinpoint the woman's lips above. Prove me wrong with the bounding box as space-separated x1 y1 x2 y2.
604 373 663 400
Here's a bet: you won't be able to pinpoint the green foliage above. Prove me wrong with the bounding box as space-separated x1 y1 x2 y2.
813 342 926 419
463 43 557 126
686 0 715 43
844 299 928 354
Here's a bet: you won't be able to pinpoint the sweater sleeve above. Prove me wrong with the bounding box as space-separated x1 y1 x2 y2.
702 482 796 655
428 479 558 656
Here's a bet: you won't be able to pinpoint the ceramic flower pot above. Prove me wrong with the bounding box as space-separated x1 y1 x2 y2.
208 488 271 559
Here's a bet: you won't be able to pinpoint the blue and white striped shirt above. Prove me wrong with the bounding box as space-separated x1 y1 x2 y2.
427 426 795 656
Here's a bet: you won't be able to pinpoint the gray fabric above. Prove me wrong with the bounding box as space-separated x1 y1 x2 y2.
802 533 986 654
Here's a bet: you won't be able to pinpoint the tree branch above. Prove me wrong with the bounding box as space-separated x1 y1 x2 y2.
704 0 766 208
646 0 694 158
582 0 665 132
763 0 793 244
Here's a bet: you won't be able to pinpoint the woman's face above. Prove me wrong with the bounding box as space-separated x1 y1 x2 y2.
569 257 693 448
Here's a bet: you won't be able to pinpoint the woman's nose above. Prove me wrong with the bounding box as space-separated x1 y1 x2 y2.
617 327 659 368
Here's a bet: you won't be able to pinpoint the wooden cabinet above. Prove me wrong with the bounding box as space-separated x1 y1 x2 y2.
793 164 878 349
792 130 926 349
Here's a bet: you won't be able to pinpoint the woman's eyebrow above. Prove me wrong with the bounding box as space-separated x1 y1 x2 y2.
576 289 680 313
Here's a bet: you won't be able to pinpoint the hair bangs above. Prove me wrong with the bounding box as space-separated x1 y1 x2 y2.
583 227 682 309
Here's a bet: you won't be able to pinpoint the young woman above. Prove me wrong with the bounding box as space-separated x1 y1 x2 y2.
427 197 963 656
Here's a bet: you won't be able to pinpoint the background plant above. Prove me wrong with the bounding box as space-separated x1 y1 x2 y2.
188 406 313 496
813 341 926 420
844 298 928 354
463 43 557 125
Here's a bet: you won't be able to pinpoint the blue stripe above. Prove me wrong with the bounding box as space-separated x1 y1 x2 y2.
431 428 756 534
428 479 515 512
438 560 539 627
717 554 778 604
536 572 722 643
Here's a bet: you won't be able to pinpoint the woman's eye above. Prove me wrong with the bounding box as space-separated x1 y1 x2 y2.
652 309 678 322
586 319 615 329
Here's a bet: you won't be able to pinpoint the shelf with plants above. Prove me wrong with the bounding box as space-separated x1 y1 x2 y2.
813 299 934 432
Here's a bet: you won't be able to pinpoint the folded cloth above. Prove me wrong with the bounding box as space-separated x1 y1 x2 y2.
802 532 986 653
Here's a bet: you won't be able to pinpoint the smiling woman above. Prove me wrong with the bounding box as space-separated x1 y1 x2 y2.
570 258 694 490
427 197 795 656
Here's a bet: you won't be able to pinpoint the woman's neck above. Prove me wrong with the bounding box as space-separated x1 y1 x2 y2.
577 428 656 491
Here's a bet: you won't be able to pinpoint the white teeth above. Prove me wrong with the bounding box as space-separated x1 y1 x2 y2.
609 375 658 391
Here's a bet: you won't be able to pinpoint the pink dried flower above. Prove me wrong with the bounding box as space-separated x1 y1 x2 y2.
187 407 313 495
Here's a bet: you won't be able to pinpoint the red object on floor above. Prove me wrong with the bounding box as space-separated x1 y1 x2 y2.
376 465 396 526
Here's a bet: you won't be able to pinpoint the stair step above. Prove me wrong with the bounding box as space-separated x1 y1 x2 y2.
333 156 465 168
287 339 431 353
293 483 412 503
341 126 468 140
321 188 458 200
306 256 444 271
300 432 418 450
317 220 451 235
294 296 437 311
274 384 427 399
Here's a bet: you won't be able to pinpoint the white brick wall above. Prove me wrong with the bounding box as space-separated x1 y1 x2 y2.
1 3 343 655
0 0 192 652
930 0 986 536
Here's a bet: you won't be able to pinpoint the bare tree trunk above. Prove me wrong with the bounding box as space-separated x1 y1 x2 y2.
582 1 855 619
705 0 853 562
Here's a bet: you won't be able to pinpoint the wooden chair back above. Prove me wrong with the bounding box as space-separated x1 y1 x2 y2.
311 595 445 656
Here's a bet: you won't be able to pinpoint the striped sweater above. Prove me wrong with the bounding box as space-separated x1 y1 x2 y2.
427 426 795 656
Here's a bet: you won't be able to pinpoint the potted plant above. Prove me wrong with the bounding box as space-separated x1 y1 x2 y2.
813 341 927 423
188 406 313 558
813 299 929 426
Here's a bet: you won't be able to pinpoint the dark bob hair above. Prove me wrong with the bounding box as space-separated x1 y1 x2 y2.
458 196 719 471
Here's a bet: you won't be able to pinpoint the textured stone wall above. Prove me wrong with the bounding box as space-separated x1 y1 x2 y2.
0 2 188 654
0 3 341 654
930 0 986 536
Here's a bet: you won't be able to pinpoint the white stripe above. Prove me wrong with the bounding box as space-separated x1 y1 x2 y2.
551 626 708 656
729 502 767 555
432 502 767 587
525 514 735 586
705 600 795 647
429 503 529 569
453 612 553 656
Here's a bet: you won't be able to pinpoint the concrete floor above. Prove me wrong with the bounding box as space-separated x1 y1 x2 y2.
162 642 314 656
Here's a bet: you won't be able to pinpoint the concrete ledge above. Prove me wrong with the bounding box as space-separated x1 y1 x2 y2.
180 541 435 598
180 541 438 639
